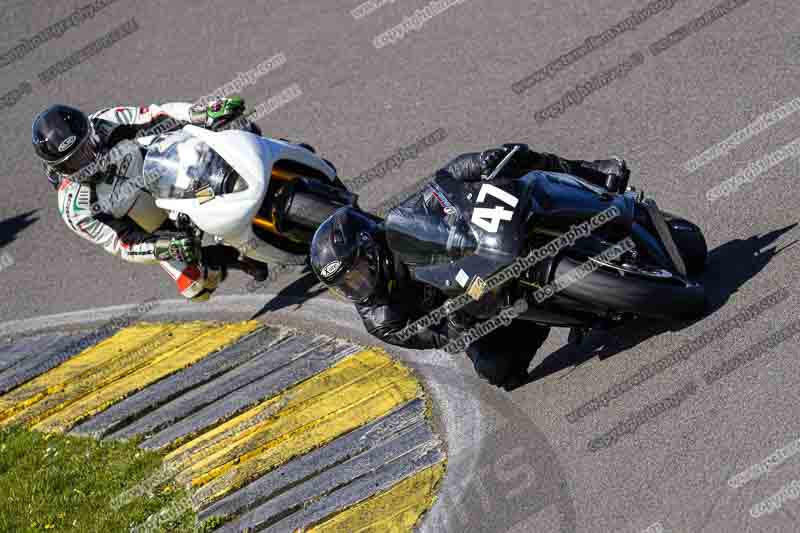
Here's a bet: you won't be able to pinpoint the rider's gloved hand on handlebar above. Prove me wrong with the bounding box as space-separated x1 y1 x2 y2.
154 233 201 264
189 96 246 129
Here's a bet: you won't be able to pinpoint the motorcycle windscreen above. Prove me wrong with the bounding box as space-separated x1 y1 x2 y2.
143 130 241 200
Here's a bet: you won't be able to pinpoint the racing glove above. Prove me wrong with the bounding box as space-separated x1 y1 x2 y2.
189 96 246 129
153 233 201 264
478 143 538 179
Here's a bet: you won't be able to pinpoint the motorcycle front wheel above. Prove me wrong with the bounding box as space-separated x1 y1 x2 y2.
549 254 708 321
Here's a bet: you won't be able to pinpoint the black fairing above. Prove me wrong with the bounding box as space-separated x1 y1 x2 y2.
527 171 633 234
384 171 634 296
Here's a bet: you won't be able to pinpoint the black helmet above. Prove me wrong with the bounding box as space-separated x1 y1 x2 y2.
32 105 100 177
310 207 383 303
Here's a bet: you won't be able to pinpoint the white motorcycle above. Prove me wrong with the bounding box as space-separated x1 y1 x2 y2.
138 124 357 270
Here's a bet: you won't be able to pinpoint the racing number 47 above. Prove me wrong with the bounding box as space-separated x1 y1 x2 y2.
470 183 519 233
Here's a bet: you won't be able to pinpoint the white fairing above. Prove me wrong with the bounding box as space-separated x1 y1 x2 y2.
147 125 336 264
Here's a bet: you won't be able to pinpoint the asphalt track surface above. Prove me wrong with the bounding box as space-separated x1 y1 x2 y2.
2 0 800 532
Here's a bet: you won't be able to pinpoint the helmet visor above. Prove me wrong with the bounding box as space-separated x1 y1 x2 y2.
329 246 379 302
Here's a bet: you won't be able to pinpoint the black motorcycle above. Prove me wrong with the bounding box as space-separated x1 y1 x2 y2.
381 167 708 332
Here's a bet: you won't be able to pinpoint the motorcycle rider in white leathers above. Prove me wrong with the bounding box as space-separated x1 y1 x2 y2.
32 98 261 301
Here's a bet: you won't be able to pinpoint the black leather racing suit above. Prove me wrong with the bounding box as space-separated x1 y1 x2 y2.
354 146 627 387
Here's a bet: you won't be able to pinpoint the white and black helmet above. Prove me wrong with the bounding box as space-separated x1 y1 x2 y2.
32 104 100 179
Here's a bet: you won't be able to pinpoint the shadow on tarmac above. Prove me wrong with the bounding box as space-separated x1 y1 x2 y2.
249 265 327 319
0 209 39 249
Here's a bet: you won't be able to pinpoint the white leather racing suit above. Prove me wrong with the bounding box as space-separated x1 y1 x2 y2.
54 103 223 300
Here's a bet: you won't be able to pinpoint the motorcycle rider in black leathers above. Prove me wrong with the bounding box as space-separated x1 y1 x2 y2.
309 143 629 389
32 97 310 301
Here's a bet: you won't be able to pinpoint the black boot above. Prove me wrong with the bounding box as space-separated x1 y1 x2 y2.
465 321 550 390
502 323 550 390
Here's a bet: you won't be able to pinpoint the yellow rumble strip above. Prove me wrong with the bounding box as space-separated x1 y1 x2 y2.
0 323 180 422
308 463 446 533
0 320 447 532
